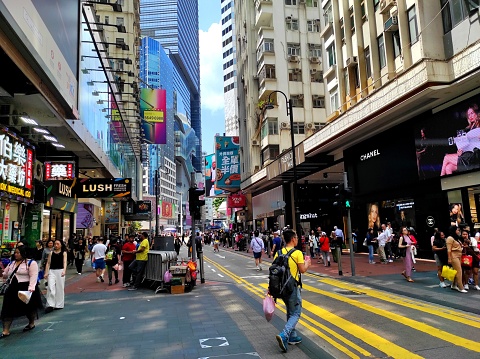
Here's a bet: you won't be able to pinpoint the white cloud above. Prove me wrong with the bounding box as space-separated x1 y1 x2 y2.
199 22 224 113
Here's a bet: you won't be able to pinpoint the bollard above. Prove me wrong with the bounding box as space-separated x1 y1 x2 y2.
336 246 343 276
198 250 205 284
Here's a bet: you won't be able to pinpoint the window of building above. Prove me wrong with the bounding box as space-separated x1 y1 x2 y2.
309 45 322 57
314 122 326 131
289 69 302 81
264 39 274 52
365 46 372 78
291 95 304 108
268 118 279 135
261 145 280 164
327 44 336 68
344 70 350 97
324 4 333 26
330 89 339 111
292 122 305 134
340 18 345 42
116 17 124 26
407 6 419 44
285 0 298 5
311 71 323 82
361 1 366 19
378 34 386 68
307 0 319 7
287 18 299 30
287 43 301 56
104 16 109 24
312 96 325 108
392 31 401 58
307 20 321 32
116 60 124 71
441 0 474 33
373 0 380 11
265 64 276 79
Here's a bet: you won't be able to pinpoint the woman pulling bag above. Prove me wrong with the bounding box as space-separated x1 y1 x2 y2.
1 246 43 338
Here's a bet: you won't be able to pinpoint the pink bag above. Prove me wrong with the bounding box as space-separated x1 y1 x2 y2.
164 270 172 283
263 293 275 322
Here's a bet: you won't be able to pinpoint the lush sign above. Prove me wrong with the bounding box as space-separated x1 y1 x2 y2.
0 127 34 202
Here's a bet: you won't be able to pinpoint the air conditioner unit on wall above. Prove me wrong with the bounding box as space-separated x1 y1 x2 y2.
252 140 260 146
288 55 299 62
285 16 292 23
306 123 314 129
297 94 304 100
293 68 301 74
310 69 317 75
379 0 396 14
309 56 320 64
384 16 399 32
281 122 290 129
346 56 358 67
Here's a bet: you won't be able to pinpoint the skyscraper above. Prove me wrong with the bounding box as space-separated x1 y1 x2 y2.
140 0 202 171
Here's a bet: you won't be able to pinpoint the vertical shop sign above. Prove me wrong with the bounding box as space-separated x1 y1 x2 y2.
3 203 10 241
140 88 167 144
215 136 241 191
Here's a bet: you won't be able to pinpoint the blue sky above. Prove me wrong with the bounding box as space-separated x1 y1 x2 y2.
199 0 224 155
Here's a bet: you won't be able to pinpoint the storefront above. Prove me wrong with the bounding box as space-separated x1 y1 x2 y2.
252 186 284 232
0 126 35 249
43 180 76 242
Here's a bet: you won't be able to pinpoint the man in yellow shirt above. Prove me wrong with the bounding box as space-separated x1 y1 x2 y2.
128 232 150 291
275 229 311 353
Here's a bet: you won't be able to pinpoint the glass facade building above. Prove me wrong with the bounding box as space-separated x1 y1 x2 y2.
140 0 202 171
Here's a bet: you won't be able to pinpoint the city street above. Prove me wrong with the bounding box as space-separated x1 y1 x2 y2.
1 245 479 358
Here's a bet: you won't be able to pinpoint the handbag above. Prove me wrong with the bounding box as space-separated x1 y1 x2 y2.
362 238 367 247
441 265 457 282
263 292 275 322
0 262 21 295
461 254 473 268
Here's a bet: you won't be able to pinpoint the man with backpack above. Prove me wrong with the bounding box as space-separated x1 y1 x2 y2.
250 230 265 271
270 229 311 353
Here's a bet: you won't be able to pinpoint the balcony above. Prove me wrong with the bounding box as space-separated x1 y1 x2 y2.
255 0 273 28
323 64 337 78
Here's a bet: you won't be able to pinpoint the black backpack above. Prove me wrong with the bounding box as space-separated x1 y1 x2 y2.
268 248 299 299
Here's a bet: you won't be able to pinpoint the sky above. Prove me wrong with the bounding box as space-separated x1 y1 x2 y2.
199 0 225 155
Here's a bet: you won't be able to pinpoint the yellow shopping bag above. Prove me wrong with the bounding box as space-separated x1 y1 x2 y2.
441 265 457 282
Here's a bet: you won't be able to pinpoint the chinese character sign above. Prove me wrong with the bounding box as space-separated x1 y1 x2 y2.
0 127 34 202
215 136 241 191
45 161 75 180
140 88 167 144
205 154 222 197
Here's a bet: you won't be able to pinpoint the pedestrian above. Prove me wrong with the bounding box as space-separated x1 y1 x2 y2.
121 234 136 287
33 241 43 265
398 227 415 283
408 228 418 271
275 229 311 352
67 234 76 266
41 239 54 287
1 246 43 338
271 230 282 255
318 232 331 266
105 238 120 286
308 230 316 259
366 228 376 264
44 239 67 313
446 226 467 292
250 230 265 271
432 231 448 288
376 227 388 264
329 230 338 263
91 237 107 283
74 238 87 275
128 232 150 291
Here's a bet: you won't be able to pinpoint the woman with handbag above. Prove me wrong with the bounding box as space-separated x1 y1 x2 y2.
1 246 43 338
44 239 68 312
432 231 449 288
41 239 54 287
366 228 376 264
460 229 480 290
398 227 415 282
446 226 467 293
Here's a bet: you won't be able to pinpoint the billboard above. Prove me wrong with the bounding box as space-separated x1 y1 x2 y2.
205 154 222 197
75 178 132 198
0 126 34 203
77 203 94 229
140 88 167 144
215 136 241 191
44 161 75 180
414 97 480 180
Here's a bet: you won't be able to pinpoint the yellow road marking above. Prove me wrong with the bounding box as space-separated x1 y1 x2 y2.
204 256 370 358
302 283 480 352
319 277 480 327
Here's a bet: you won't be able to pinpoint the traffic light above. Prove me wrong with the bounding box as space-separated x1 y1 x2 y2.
333 186 353 210
189 187 205 220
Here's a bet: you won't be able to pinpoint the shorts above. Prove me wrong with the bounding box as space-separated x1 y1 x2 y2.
434 253 443 267
94 258 106 269
253 251 262 259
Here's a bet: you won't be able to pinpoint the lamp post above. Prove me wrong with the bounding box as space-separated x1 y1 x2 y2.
266 91 300 241
155 169 159 237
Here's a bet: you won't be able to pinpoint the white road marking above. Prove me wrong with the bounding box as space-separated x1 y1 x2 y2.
211 269 216 272
240 275 269 279
218 274 224 278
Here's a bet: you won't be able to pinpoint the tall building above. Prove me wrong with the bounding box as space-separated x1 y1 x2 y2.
221 0 239 136
140 0 202 171
237 0 480 249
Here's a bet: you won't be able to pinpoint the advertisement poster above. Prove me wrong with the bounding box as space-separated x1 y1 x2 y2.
205 154 222 197
367 199 416 232
161 201 175 218
77 203 95 229
104 202 119 223
140 88 167 144
449 203 465 227
414 97 480 179
215 136 241 191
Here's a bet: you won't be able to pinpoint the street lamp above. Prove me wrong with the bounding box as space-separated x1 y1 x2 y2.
265 91 300 242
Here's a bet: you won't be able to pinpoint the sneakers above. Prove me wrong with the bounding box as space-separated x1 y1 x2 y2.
451 285 459 291
258 265 262 271
122 283 131 288
412 267 416 272
473 285 480 290
457 288 468 293
328 261 331 267
439 282 447 288
128 286 138 291
388 259 393 263
100 276 105 283
96 277 101 283
256 266 260 271
464 284 469 290
288 336 302 345
275 333 288 353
